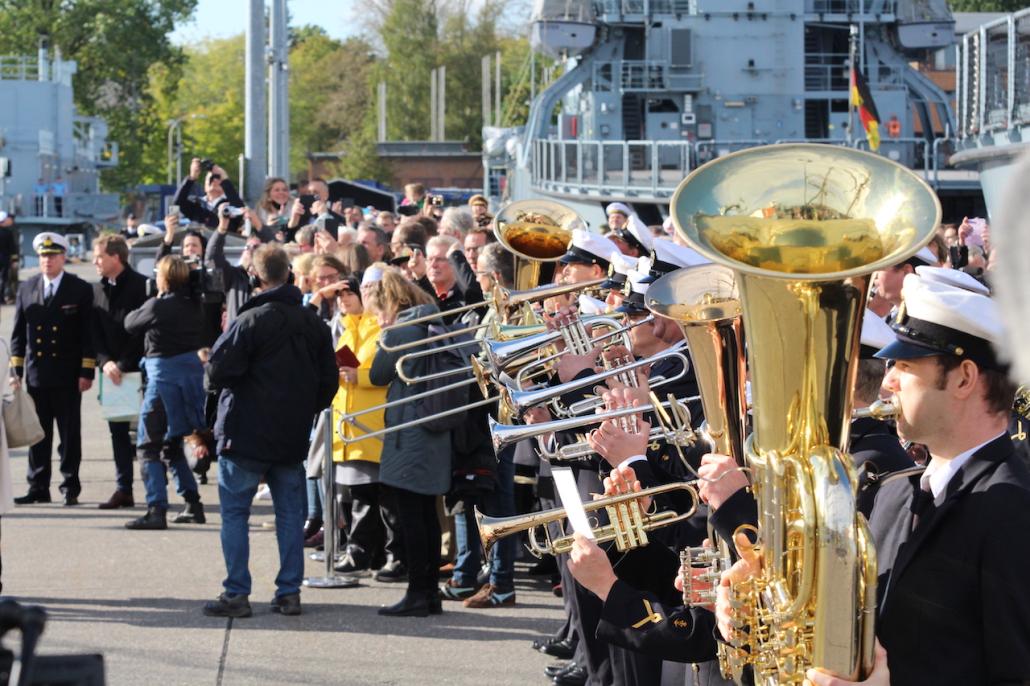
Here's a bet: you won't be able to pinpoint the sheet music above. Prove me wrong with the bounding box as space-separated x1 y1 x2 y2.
552 467 594 540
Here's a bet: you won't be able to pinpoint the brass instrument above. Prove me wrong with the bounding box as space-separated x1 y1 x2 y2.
495 198 584 291
852 397 898 420
671 143 940 684
475 481 700 557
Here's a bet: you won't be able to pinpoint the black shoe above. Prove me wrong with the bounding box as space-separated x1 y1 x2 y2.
533 637 576 660
426 589 443 615
14 491 51 505
552 665 587 686
62 495 80 507
373 560 408 583
125 506 168 530
527 556 558 576
173 501 206 524
377 592 429 617
198 474 209 485
545 662 577 679
203 593 252 618
334 554 371 576
303 517 323 540
269 593 301 616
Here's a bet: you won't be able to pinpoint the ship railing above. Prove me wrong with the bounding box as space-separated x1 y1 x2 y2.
533 138 692 197
956 8 1030 138
0 56 41 81
805 0 893 15
596 0 695 18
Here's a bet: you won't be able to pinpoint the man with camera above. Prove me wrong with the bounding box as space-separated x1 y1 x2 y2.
287 178 346 237
172 158 245 231
203 244 339 618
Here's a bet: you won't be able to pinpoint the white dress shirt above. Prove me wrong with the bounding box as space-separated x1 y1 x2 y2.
920 431 1006 499
42 271 64 301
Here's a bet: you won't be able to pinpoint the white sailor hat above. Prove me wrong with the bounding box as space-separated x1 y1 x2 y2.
578 294 608 316
610 212 654 255
875 274 1005 369
914 265 989 295
615 270 651 315
33 232 69 255
639 239 709 284
605 202 631 218
0 211 8 223
559 229 618 270
903 246 940 268
600 251 639 291
661 216 674 235
860 308 895 359
136 223 163 237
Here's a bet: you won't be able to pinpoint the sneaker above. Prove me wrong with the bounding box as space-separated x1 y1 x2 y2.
334 554 371 576
269 593 302 616
439 578 480 601
253 484 272 502
464 583 516 608
203 593 252 618
372 560 408 583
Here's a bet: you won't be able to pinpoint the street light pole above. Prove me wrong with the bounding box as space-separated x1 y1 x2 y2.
167 118 182 186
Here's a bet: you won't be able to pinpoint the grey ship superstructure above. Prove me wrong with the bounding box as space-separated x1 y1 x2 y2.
488 0 971 227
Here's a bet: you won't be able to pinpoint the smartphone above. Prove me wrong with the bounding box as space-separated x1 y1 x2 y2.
299 194 316 211
430 195 444 206
168 205 179 217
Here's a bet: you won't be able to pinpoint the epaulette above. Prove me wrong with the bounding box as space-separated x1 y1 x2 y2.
1014 385 1030 422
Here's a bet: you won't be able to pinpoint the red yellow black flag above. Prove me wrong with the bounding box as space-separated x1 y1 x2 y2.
850 66 881 151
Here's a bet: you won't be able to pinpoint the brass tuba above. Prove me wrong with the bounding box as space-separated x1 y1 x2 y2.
494 198 584 292
671 143 940 684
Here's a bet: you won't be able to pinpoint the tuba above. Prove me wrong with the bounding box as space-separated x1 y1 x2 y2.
671 144 940 684
494 199 584 292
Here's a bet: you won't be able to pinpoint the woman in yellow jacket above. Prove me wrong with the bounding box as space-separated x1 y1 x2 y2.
330 275 400 577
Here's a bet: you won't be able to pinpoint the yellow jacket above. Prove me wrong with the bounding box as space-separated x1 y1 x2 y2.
332 312 387 463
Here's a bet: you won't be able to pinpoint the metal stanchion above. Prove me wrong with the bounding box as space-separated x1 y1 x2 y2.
304 408 359 589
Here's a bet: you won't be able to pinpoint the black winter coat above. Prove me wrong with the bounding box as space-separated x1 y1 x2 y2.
206 284 338 467
92 267 148 373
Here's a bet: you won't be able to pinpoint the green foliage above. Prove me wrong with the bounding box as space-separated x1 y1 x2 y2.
0 0 197 191
376 0 439 141
948 0 1026 10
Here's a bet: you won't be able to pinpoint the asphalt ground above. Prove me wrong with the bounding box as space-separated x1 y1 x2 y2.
0 262 565 686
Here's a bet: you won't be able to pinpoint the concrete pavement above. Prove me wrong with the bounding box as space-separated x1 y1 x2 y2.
0 263 565 685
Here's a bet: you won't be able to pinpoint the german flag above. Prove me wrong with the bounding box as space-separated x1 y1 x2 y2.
850 66 881 151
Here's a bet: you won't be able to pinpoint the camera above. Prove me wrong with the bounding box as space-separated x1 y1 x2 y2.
146 256 225 304
219 204 244 219
429 195 444 207
200 159 215 173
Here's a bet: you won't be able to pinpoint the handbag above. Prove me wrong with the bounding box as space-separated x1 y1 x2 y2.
4 380 44 449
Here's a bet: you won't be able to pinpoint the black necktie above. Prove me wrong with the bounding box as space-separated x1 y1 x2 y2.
44 283 54 306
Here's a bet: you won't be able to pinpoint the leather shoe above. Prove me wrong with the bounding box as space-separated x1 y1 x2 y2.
98 490 134 509
533 637 576 660
544 662 577 679
377 592 429 617
552 665 587 686
303 517 322 540
426 589 443 615
62 495 79 507
14 491 51 505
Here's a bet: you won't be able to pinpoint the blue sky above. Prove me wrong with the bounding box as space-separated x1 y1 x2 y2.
171 0 358 44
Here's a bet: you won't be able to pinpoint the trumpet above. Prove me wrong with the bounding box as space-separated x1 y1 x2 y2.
488 395 700 453
475 481 700 557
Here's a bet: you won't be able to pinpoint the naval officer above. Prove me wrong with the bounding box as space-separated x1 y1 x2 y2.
10 232 96 505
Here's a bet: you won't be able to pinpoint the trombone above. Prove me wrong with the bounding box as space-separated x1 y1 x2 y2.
476 481 700 557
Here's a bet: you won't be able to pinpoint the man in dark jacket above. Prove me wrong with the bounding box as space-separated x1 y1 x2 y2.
91 234 148 508
202 244 338 619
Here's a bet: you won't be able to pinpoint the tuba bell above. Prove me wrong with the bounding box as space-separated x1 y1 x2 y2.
494 199 584 292
671 143 940 684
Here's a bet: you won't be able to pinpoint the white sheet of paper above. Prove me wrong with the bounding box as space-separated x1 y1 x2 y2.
99 372 142 422
552 467 594 540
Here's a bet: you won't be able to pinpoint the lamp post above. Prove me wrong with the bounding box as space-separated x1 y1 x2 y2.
166 115 208 187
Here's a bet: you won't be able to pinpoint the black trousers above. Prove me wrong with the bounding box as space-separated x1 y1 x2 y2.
386 485 441 594
346 482 403 567
26 386 82 497
108 421 135 493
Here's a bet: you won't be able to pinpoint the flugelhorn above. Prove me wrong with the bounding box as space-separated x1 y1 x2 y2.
475 481 700 557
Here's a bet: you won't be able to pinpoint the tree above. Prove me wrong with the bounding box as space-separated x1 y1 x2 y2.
375 0 439 141
0 0 197 190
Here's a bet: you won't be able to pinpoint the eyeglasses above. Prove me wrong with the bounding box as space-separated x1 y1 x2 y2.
315 272 341 283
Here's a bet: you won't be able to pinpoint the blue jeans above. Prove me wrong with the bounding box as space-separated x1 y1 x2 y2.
142 457 198 509
452 446 516 593
218 458 306 598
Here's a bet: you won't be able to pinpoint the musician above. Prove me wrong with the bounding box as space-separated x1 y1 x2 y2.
597 252 638 311
604 203 652 259
852 309 915 517
559 229 619 288
810 275 1030 685
11 233 96 506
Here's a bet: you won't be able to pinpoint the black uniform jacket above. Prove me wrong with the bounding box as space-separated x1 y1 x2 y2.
850 416 914 517
11 272 96 388
868 433 1030 685
92 267 148 373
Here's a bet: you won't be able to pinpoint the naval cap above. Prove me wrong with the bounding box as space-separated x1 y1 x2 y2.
33 232 69 255
914 265 989 295
860 308 895 359
875 274 1004 369
615 269 651 315
559 229 618 270
904 246 939 268
605 202 631 218
600 251 639 291
639 238 709 284
578 294 608 316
